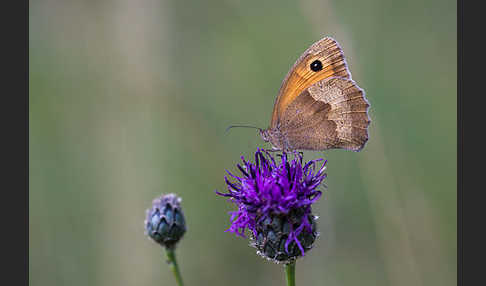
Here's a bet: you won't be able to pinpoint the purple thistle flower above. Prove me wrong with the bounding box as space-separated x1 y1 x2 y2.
216 149 327 263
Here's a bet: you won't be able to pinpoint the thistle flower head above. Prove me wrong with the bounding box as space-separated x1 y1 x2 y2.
217 149 327 263
145 193 186 249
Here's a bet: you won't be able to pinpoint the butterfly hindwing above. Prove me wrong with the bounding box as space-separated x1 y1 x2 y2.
278 77 370 151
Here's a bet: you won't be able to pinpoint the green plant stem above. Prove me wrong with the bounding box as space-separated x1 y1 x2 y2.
284 261 296 286
165 248 184 286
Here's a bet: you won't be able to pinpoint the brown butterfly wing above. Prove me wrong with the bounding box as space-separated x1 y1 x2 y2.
270 37 351 128
278 77 370 151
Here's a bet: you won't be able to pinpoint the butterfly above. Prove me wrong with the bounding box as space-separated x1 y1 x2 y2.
259 37 370 152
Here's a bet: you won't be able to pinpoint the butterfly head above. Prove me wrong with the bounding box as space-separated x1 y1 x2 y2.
259 129 270 143
260 128 289 151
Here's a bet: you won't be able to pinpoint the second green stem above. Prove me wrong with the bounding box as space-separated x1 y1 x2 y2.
284 261 296 286
165 247 184 286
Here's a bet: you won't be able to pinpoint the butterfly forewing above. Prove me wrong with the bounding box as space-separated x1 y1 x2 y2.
270 37 351 128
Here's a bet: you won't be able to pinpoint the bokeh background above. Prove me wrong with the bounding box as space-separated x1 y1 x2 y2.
29 0 456 285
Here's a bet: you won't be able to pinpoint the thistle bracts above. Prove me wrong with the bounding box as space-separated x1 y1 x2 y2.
251 210 318 263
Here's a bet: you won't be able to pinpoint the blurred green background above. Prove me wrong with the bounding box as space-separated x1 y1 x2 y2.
29 0 456 285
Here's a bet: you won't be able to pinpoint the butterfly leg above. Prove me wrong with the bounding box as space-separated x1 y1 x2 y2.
263 148 281 153
290 150 304 160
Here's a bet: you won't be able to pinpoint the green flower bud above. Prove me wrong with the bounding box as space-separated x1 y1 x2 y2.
145 193 186 249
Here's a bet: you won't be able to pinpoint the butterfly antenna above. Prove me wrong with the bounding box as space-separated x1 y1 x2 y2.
225 125 262 134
